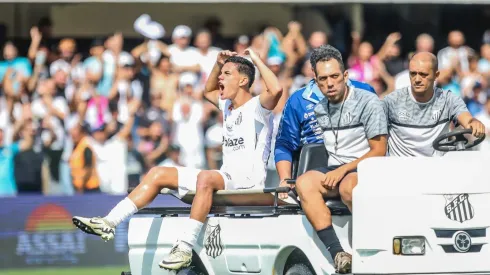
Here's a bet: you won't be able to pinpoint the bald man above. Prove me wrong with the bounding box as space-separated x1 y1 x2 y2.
382 52 485 157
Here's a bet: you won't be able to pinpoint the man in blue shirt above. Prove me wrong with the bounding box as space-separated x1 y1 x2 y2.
275 55 376 193
0 126 34 197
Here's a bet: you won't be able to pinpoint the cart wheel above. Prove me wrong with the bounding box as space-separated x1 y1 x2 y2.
284 263 314 275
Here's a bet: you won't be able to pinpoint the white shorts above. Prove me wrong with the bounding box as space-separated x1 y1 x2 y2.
171 167 259 199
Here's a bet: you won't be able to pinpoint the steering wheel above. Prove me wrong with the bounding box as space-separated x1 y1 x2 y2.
432 128 485 152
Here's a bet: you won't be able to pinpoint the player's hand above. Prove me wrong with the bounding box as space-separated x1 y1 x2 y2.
217 50 237 65
244 48 260 62
278 179 294 200
468 118 486 139
321 167 347 190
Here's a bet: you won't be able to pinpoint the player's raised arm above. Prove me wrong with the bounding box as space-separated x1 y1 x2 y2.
245 48 283 110
204 50 237 108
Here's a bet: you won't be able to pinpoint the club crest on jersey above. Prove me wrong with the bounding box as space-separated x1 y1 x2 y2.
444 194 474 223
235 112 242 125
432 109 442 122
343 112 353 124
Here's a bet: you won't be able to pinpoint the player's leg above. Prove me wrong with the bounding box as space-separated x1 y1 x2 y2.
339 172 358 213
159 170 225 270
295 168 351 274
73 167 180 240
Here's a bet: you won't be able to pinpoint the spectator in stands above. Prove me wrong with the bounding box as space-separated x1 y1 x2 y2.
194 29 222 85
416 33 435 53
479 43 490 78
0 42 32 85
233 35 250 55
69 122 99 193
437 30 475 96
108 53 143 123
149 54 178 114
171 72 206 169
84 100 139 195
168 25 201 74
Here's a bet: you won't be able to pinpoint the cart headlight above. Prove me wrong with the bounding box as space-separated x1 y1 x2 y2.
393 237 425 255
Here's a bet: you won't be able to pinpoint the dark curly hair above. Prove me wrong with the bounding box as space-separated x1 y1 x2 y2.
224 56 255 88
309 45 345 74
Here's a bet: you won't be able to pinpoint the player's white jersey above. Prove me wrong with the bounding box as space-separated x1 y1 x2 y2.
218 96 273 189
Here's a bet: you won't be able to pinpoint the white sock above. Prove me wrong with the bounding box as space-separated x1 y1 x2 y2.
104 197 138 228
179 219 204 251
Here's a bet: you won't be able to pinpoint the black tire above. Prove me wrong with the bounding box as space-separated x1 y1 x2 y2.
177 266 206 275
285 263 314 275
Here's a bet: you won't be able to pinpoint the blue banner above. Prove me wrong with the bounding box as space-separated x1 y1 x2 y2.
0 194 186 269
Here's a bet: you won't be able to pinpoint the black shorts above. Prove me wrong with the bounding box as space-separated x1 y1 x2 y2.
312 165 357 174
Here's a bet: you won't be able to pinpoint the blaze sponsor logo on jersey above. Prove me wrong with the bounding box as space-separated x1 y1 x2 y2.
223 136 245 151
306 103 315 110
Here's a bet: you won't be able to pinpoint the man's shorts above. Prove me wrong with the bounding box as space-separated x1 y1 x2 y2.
170 167 259 199
312 165 358 175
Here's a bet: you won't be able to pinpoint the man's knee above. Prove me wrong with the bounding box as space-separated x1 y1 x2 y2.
296 173 320 198
195 171 215 192
146 167 170 184
339 173 358 202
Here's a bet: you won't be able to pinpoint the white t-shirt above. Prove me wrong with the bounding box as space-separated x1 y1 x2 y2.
89 136 128 195
394 69 410 90
172 100 205 169
196 47 221 82
114 79 143 123
168 44 200 69
31 97 69 151
218 96 273 188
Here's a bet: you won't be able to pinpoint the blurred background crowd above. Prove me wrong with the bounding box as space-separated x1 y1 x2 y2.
1 10 489 197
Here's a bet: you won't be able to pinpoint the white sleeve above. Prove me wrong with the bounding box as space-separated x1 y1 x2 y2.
254 96 271 125
191 102 204 123
172 102 182 122
53 98 69 117
131 80 143 100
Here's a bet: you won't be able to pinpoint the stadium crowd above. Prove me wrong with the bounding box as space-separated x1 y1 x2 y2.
0 16 489 197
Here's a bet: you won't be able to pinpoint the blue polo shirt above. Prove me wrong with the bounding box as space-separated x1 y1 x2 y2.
0 142 20 196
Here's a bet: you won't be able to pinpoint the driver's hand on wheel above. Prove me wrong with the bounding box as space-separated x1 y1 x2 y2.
321 168 347 190
468 118 486 139
278 179 294 200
